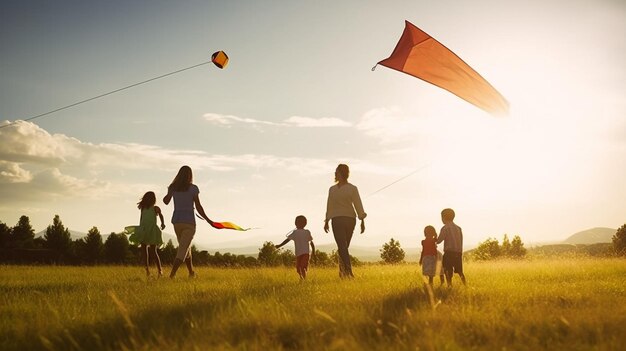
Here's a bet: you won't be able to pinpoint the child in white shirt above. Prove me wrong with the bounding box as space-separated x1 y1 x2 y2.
275 215 316 279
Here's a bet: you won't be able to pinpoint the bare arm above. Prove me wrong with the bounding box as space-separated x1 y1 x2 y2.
275 238 290 249
154 206 166 230
193 194 213 225
436 231 445 244
310 241 316 258
163 187 172 205
324 188 331 233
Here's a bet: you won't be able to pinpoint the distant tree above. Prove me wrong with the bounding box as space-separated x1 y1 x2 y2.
0 221 11 248
380 238 405 264
509 235 527 258
32 237 46 249
103 232 130 263
191 245 200 257
474 238 501 260
501 234 511 257
211 251 224 266
13 215 35 249
350 254 361 267
234 255 246 267
44 215 72 254
243 256 258 267
329 249 339 264
80 226 103 264
160 239 177 264
258 241 281 266
279 249 296 266
311 249 334 267
231 254 247 267
223 252 236 266
196 250 210 265
330 249 361 267
612 224 626 256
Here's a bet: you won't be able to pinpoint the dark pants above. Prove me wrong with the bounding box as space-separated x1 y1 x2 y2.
332 216 356 278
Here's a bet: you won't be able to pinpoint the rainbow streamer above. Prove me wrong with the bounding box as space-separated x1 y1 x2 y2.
211 221 247 231
196 214 250 231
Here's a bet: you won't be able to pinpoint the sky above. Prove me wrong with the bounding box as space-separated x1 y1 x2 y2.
1 0 625 252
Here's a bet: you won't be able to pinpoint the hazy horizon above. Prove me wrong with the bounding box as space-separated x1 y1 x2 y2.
29 224 617 255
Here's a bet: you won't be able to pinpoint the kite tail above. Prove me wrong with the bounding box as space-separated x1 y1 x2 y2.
195 214 252 231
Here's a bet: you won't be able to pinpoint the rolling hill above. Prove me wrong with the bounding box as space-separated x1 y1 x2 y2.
563 227 616 244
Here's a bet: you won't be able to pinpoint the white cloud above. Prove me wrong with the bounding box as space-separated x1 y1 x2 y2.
0 167 111 202
284 116 351 127
31 168 111 196
203 112 351 128
0 120 80 165
203 113 282 126
1 121 407 211
0 161 32 183
0 121 373 203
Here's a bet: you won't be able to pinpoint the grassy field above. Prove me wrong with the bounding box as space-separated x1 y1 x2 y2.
1 258 625 350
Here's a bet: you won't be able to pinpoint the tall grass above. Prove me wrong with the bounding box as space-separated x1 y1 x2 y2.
1 258 625 350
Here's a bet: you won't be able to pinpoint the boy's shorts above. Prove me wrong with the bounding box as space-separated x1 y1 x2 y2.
296 253 310 271
442 251 463 275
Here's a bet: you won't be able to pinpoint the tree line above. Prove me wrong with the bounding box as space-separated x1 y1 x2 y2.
0 215 362 267
469 225 626 260
471 234 528 260
0 214 409 266
5 214 621 266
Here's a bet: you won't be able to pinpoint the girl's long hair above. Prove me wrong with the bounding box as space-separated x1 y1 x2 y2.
137 191 156 210
169 165 193 192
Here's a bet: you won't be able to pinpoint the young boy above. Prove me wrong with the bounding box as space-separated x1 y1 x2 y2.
275 215 316 279
436 208 467 286
419 225 445 286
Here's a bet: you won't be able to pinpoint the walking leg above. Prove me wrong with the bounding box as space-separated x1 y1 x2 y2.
141 244 149 276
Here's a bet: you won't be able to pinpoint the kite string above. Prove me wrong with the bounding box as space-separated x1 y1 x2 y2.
366 162 432 198
0 61 212 129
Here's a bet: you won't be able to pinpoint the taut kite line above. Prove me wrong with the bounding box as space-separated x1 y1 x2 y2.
0 51 229 130
374 21 509 116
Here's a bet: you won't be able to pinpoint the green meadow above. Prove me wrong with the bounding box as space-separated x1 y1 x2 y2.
2 258 625 351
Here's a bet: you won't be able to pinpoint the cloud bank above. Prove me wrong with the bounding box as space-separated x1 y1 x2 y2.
0 121 362 203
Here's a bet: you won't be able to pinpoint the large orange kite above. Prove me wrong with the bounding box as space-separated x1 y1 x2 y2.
377 21 509 116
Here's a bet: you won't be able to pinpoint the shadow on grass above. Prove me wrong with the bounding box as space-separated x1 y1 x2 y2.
2 293 234 351
371 285 434 338
3 279 302 351
2 281 465 351
382 285 434 316
0 282 83 295
217 285 439 350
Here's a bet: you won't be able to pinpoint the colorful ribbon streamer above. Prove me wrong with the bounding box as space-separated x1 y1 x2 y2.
210 221 247 231
196 214 251 231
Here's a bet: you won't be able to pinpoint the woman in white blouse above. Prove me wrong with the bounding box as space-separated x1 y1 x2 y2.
324 164 366 278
